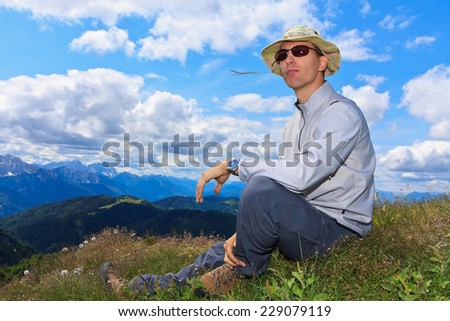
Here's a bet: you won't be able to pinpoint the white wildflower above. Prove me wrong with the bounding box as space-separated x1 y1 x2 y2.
23 270 29 276
83 240 88 245
73 267 83 275
61 247 69 253
60 270 69 277
91 237 96 241
78 243 84 249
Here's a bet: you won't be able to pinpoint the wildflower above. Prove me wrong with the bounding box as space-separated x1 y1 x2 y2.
73 267 83 275
113 229 119 234
79 243 84 249
91 237 96 241
23 270 29 276
60 270 69 277
61 247 69 252
84 240 89 245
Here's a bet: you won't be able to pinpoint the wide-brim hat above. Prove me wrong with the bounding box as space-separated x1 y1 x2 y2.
261 25 341 76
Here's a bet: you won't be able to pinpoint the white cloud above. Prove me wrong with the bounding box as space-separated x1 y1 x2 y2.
360 0 371 16
405 36 436 50
0 0 324 63
376 65 450 193
0 69 280 161
332 29 390 62
341 79 390 126
379 140 450 173
356 74 386 87
0 68 277 165
127 91 204 140
0 0 161 25
128 91 266 143
400 64 450 140
137 0 323 63
144 73 167 82
378 14 415 30
0 69 142 144
69 27 135 55
221 94 293 113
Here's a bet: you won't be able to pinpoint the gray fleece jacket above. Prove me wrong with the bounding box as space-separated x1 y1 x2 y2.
238 81 376 236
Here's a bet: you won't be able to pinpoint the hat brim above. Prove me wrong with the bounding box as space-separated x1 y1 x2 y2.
261 35 341 76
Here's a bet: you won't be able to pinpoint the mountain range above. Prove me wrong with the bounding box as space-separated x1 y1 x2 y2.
0 154 245 218
1 154 444 219
0 194 237 265
0 154 446 267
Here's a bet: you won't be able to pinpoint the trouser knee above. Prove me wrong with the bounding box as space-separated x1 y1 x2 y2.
240 176 281 209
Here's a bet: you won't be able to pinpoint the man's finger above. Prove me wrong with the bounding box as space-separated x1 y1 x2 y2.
224 242 246 267
214 183 223 195
196 179 207 203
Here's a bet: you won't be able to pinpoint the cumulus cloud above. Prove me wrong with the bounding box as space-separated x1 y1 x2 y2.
220 94 293 113
341 76 390 126
137 0 322 63
377 65 450 191
0 68 143 147
0 0 324 63
2 0 389 65
69 27 135 55
400 64 450 140
128 91 267 145
121 90 273 170
0 68 277 165
332 29 390 62
379 140 450 173
0 0 160 25
405 36 436 50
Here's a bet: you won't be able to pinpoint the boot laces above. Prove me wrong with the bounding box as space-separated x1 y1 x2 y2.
211 265 239 290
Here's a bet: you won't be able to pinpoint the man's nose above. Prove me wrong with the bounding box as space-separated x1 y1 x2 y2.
284 50 295 63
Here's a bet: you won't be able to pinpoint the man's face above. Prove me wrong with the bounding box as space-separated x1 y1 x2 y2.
277 41 327 93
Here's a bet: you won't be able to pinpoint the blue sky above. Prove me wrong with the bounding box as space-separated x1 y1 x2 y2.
0 0 449 193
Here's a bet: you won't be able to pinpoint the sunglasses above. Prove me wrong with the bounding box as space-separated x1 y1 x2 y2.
273 45 322 65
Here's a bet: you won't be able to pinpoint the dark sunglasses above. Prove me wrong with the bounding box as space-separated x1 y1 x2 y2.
273 45 322 64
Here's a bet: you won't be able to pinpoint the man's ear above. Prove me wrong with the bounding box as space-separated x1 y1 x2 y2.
319 55 328 72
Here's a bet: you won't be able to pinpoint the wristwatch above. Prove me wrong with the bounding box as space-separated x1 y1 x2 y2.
226 158 240 176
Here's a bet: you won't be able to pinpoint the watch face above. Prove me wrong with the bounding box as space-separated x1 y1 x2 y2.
227 159 239 172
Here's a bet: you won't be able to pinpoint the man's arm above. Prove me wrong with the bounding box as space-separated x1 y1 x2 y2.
238 102 363 193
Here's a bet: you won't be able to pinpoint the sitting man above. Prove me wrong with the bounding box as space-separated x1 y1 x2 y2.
101 25 376 295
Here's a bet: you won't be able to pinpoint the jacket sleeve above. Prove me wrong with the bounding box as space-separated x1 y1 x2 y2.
238 102 363 193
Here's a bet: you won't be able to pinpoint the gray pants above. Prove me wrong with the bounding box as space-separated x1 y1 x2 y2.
129 176 355 293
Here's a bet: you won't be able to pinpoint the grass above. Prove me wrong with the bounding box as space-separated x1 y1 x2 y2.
99 196 147 209
0 196 448 301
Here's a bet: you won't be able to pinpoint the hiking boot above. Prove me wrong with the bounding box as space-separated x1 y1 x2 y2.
99 262 125 292
198 264 242 295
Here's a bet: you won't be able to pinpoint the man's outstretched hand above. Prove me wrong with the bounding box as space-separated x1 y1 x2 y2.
196 160 230 203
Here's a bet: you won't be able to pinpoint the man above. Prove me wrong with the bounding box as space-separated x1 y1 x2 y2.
101 25 376 295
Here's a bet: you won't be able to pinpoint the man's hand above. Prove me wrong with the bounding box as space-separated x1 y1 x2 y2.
196 160 230 203
223 233 246 269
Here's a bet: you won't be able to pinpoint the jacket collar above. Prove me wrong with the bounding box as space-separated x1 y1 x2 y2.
294 81 334 116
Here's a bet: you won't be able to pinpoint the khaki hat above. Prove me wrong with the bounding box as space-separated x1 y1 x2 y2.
261 25 341 76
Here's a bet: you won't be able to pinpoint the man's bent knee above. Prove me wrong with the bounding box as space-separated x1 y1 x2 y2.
241 176 283 204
